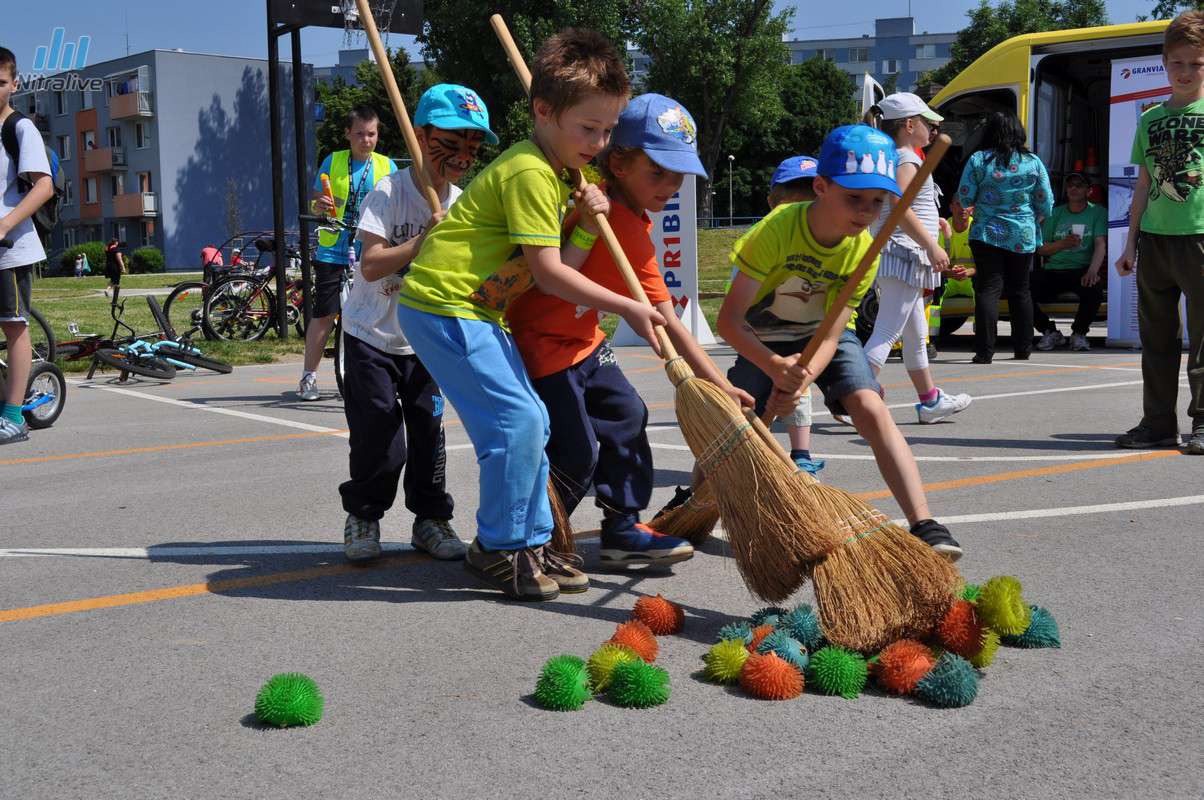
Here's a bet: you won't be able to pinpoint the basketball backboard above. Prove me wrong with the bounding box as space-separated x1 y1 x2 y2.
269 0 423 34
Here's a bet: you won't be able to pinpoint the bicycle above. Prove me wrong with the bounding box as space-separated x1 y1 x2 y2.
200 237 307 342
0 236 67 429
142 295 233 374
55 287 178 381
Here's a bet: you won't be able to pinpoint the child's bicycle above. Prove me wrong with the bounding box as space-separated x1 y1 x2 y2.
298 212 355 397
56 287 179 381
200 237 306 342
0 237 67 429
135 294 234 374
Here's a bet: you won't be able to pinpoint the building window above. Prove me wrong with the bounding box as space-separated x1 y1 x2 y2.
882 58 902 74
135 122 151 149
56 134 71 161
138 171 153 193
84 178 98 204
916 43 936 59
64 180 74 206
81 89 94 110
849 47 868 63
83 131 96 151
54 90 67 115
63 227 76 249
110 174 124 197
107 126 122 148
816 49 834 61
140 220 155 247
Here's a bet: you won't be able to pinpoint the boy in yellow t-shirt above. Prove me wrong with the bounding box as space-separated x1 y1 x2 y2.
930 196 976 339
718 124 964 561
397 29 664 601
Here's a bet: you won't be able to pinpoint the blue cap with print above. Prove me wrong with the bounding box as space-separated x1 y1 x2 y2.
818 124 901 196
771 155 819 187
611 93 707 178
414 83 499 145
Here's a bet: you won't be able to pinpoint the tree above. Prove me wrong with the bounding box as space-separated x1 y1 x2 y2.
1140 1 1204 21
222 178 244 238
922 0 1109 87
629 0 794 217
314 45 428 162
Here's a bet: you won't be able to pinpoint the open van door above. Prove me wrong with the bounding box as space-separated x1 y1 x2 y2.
860 73 884 116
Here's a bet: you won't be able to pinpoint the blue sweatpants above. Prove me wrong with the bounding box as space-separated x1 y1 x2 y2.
397 303 553 550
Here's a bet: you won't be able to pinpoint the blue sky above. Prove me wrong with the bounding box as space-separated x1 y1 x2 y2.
6 1 1162 77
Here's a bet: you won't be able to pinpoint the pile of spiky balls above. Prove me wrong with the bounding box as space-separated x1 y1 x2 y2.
702 574 1060 707
534 593 683 711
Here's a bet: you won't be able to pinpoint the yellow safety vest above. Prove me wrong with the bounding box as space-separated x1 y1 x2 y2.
318 150 393 249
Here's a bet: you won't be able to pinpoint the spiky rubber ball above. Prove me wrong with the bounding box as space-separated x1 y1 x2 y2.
756 629 808 671
1003 605 1061 648
915 653 979 708
750 605 790 627
715 621 753 645
587 643 641 692
976 576 1031 636
703 639 750 684
969 628 1001 669
739 651 804 700
935 599 985 658
776 605 824 653
255 673 324 727
608 659 671 708
961 581 981 603
874 640 936 695
807 646 868 699
608 619 658 663
747 624 775 652
535 654 591 711
632 594 685 635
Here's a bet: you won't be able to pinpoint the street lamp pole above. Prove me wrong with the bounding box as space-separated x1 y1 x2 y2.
727 154 735 226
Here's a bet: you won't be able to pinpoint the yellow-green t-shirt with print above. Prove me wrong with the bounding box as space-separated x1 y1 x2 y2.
1131 96 1204 235
731 200 878 342
400 139 571 327
938 216 975 295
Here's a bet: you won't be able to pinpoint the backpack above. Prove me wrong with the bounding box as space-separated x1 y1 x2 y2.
1 111 66 238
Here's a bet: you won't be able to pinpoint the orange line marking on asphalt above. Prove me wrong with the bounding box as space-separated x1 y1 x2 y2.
0 430 345 465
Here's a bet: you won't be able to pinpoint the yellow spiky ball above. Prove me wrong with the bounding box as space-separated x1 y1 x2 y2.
977 576 1032 636
969 628 1001 669
703 639 750 684
587 643 641 692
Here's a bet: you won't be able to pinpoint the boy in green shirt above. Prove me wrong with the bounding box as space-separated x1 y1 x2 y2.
1034 171 1107 351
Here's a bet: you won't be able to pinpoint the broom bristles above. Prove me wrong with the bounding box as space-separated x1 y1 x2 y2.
646 482 719 546
547 479 575 555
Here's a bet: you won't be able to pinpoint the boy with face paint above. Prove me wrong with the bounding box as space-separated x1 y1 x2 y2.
337 84 496 562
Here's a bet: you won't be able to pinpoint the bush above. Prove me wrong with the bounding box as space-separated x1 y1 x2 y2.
59 242 107 277
129 246 165 273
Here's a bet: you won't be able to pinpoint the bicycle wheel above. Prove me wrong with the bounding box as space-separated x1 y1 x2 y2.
1 307 57 362
203 277 272 342
55 340 87 359
156 345 233 374
146 295 174 338
94 347 178 380
333 318 346 399
24 360 66 429
164 281 210 341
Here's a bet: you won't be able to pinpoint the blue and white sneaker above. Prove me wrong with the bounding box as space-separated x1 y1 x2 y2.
599 514 694 566
0 418 29 445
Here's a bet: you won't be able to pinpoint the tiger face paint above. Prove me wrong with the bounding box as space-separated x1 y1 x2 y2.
424 127 487 184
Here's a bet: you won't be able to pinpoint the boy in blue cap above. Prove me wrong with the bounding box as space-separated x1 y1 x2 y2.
507 92 752 566
718 124 963 560
339 84 497 561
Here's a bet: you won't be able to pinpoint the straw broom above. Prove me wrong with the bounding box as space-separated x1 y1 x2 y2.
646 472 719 547
353 0 579 553
490 15 841 600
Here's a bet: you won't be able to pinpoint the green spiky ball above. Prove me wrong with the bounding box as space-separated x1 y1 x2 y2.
915 653 979 708
608 659 671 708
535 654 591 711
969 628 1001 668
750 605 790 627
807 646 868 699
715 620 753 645
961 581 981 603
776 604 824 653
703 639 751 684
756 629 809 671
1002 605 1062 648
976 576 1031 635
255 673 324 727
587 643 641 692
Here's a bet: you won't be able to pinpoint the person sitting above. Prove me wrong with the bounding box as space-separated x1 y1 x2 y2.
1033 171 1107 351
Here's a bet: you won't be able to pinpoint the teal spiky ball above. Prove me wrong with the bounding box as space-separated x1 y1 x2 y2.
1003 605 1062 648
977 576 1031 636
703 639 750 684
255 673 324 727
776 605 824 653
535 654 591 711
961 581 981 603
715 621 753 645
915 653 979 708
587 643 641 692
750 606 790 627
807 646 868 699
608 659 670 708
756 629 808 671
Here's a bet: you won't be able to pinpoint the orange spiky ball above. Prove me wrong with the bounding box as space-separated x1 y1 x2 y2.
739 651 804 700
608 619 659 663
935 600 985 659
747 624 775 653
632 594 685 635
875 640 937 695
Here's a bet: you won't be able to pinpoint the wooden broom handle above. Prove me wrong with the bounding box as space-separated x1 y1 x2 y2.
490 14 678 361
355 0 442 215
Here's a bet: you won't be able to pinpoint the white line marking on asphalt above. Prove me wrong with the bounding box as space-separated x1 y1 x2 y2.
906 494 1204 525
645 443 1169 461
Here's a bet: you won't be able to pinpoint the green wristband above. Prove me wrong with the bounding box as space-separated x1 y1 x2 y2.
569 225 599 250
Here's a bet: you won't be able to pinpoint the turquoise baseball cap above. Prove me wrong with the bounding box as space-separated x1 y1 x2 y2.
414 84 499 145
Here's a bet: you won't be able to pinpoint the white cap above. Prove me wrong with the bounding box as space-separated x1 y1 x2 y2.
879 92 943 123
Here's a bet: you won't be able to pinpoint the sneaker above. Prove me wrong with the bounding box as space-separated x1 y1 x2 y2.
411 518 467 561
655 486 693 519
971 354 992 364
1115 425 1179 449
909 519 963 562
297 373 319 401
1068 333 1091 351
926 341 938 361
539 545 590 593
463 538 560 601
599 514 694 566
1036 330 1065 350
1187 429 1204 455
916 389 972 424
344 514 381 561
0 418 30 445
793 456 826 478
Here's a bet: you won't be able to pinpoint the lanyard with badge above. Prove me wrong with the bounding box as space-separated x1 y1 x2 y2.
341 153 373 257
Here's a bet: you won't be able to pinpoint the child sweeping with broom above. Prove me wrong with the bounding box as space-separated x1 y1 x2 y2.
717 124 964 561
506 92 753 567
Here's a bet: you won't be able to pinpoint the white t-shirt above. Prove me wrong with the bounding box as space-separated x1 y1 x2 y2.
0 115 51 269
349 167 460 354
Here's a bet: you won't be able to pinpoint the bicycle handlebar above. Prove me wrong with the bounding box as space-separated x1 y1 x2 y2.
298 213 353 231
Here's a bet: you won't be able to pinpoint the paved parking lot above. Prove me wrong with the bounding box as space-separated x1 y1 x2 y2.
2 333 1200 799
